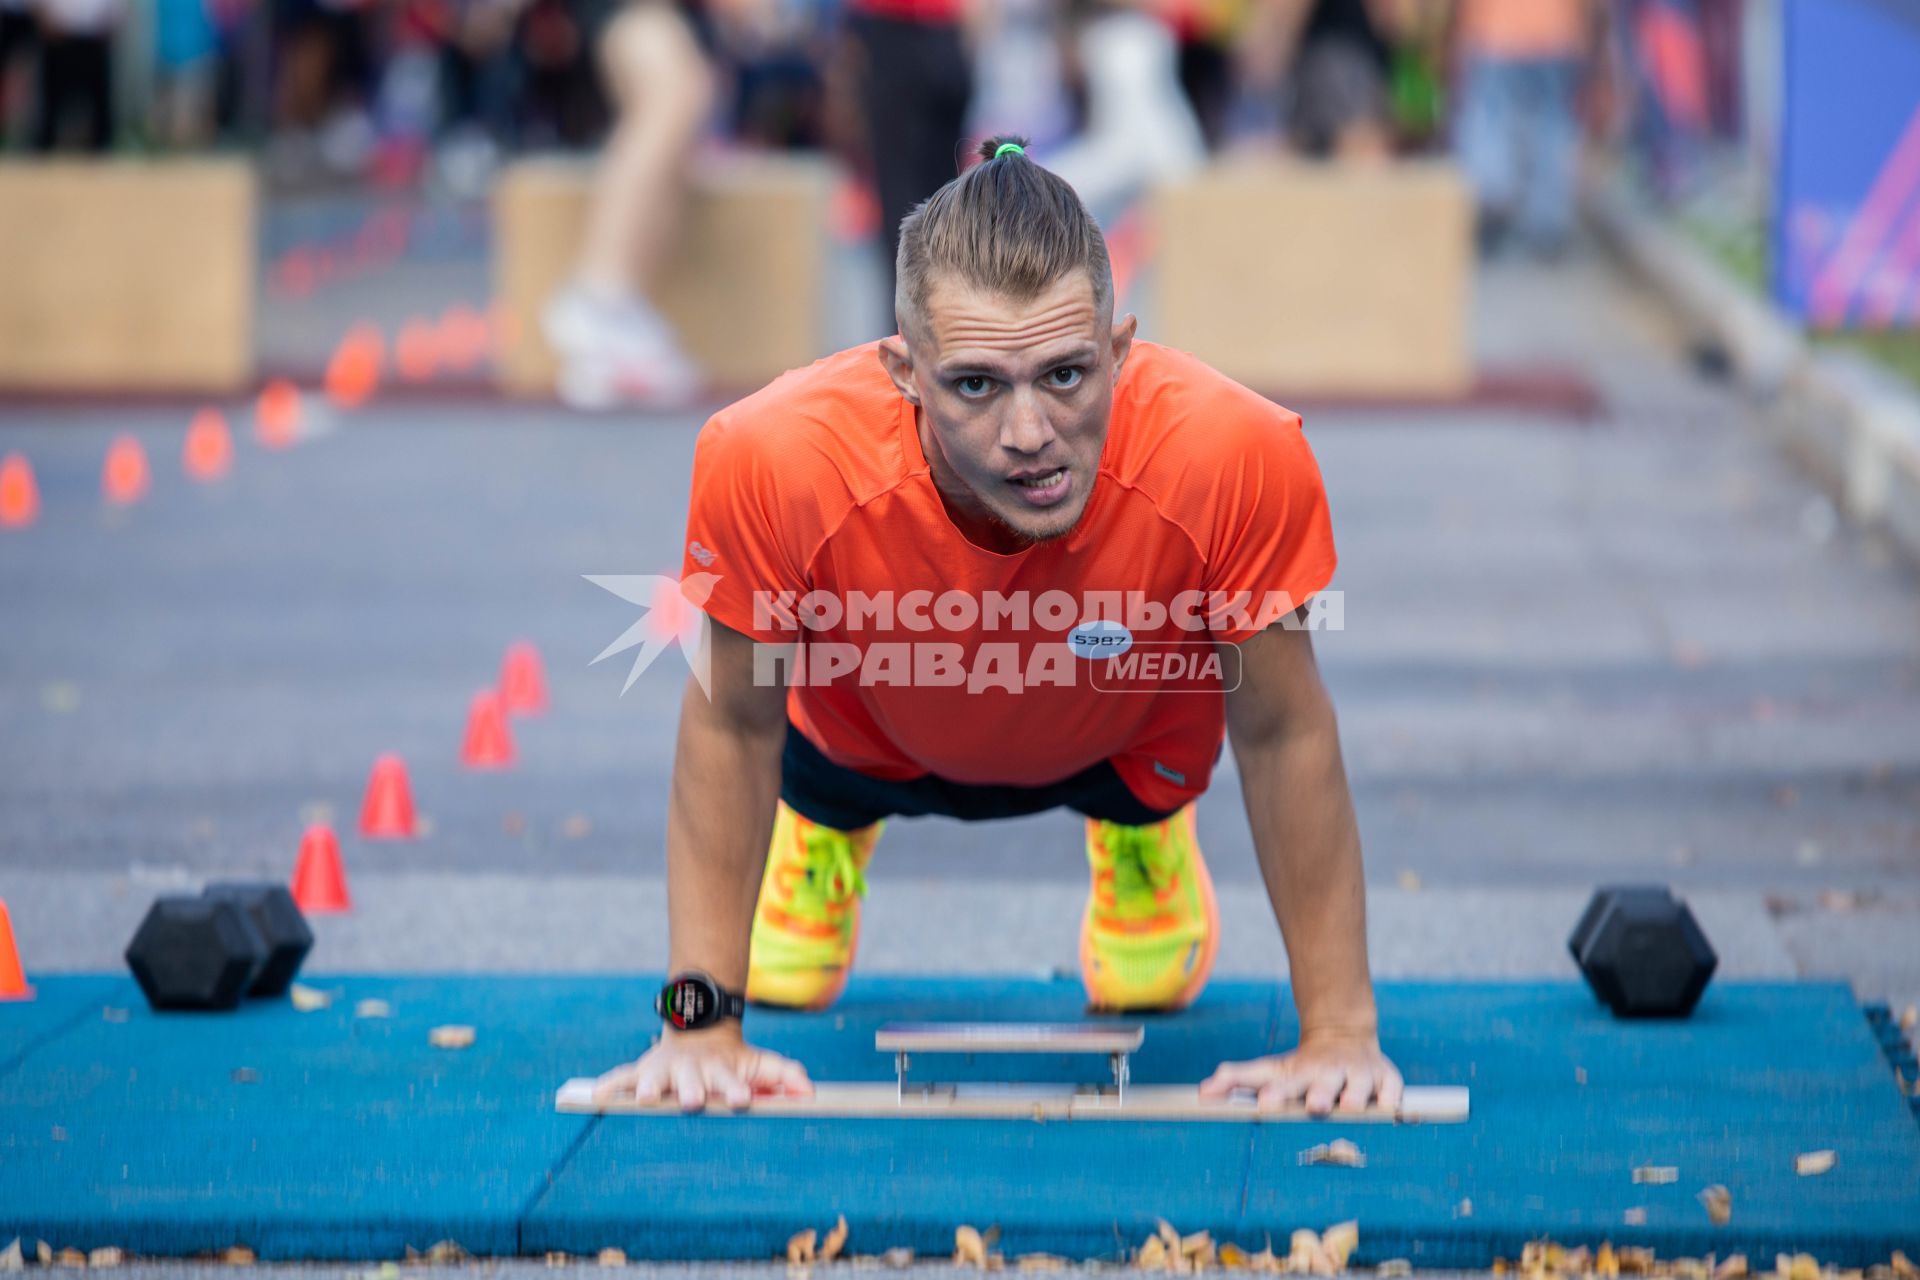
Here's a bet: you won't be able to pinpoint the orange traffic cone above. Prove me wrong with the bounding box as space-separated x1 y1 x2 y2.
359 753 417 838
0 453 39 529
183 409 233 482
102 434 150 505
256 379 303 450
0 898 32 999
290 825 352 913
460 690 515 768
394 319 439 383
499 640 549 716
325 324 385 409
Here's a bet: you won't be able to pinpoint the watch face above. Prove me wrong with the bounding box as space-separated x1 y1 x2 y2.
664 976 714 1029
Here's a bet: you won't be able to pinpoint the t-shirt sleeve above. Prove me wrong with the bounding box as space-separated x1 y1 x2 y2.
680 414 813 644
1200 405 1338 645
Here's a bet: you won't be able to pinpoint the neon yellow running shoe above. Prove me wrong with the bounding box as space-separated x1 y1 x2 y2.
1080 803 1218 1011
747 800 883 1010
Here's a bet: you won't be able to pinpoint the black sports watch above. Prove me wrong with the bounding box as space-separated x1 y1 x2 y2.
655 971 746 1031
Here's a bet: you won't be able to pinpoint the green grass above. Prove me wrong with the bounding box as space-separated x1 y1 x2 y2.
1675 212 1920 395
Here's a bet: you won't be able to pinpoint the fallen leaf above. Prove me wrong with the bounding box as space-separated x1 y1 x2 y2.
1620 1247 1656 1274
1017 1257 1067 1273
1377 1263 1412 1278
882 1248 915 1268
1247 1244 1282 1275
1135 1237 1167 1271
1217 1244 1249 1270
821 1216 849 1263
1322 1221 1358 1270
424 1242 467 1264
1299 1139 1366 1168
1795 1150 1836 1177
290 984 332 1012
1788 1254 1821 1280
355 1000 392 1020
1700 1185 1733 1226
429 1025 475 1049
1892 1253 1917 1280
0 1241 22 1273
1624 1208 1648 1226
1597 1244 1619 1276
596 1248 625 1266
57 1249 86 1267
956 1226 988 1268
788 1231 817 1265
1181 1231 1217 1268
1900 1007 1917 1033
1456 1199 1473 1219
1714 1256 1749 1280
1289 1229 1332 1276
36 1245 51 1266
544 1253 570 1267
1634 1166 1679 1185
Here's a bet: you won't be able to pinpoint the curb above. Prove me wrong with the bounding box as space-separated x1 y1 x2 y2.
1585 182 1920 565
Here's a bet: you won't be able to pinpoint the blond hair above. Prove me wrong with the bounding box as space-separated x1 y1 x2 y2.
895 136 1113 337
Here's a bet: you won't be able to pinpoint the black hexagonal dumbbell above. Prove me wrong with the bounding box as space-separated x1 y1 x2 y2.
1570 884 1718 1018
126 896 269 1011
202 882 314 997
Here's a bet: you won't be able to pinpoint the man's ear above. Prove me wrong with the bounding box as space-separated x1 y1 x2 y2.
878 335 920 406
1109 312 1138 378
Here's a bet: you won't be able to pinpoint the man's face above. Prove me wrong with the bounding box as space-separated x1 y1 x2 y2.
881 271 1136 549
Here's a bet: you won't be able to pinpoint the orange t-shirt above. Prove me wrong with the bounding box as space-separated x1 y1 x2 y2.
1458 0 1590 60
680 339 1337 814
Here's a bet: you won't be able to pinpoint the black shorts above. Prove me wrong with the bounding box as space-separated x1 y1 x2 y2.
780 722 1181 830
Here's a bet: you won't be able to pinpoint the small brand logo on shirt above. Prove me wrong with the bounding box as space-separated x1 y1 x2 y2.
1067 618 1133 659
688 541 716 566
1152 761 1186 786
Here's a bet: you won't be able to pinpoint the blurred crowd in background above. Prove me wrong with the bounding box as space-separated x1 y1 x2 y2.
0 0 1756 215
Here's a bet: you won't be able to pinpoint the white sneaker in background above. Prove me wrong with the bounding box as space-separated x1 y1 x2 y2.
542 284 706 412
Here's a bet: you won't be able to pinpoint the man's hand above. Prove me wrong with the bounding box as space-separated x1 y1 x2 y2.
590 1025 813 1113
1198 1031 1403 1115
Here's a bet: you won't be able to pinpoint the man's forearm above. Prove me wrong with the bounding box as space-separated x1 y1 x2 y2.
1232 703 1378 1040
664 677 786 990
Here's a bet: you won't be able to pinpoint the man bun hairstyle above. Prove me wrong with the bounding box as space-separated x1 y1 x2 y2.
895 135 1114 337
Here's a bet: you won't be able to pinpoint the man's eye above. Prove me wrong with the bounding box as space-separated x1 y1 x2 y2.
956 376 993 397
1048 367 1084 389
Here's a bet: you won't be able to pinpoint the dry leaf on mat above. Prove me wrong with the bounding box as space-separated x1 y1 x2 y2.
1017 1257 1068 1273
429 1025 475 1049
355 1000 392 1020
956 1227 989 1268
882 1249 915 1268
1794 1151 1836 1177
1714 1256 1749 1280
1135 1237 1168 1271
56 1250 86 1267
787 1231 817 1265
0 1241 23 1273
1624 1209 1648 1226
1699 1185 1733 1226
821 1217 849 1263
1633 1166 1679 1185
1322 1222 1359 1270
88 1249 124 1268
1890 1252 1917 1279
290 984 332 1012
596 1249 625 1267
1299 1139 1366 1168
222 1247 255 1265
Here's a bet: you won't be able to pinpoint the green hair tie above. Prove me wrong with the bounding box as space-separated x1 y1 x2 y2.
994 142 1025 159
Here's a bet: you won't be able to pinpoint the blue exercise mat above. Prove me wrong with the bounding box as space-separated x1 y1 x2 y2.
3 976 1916 1265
